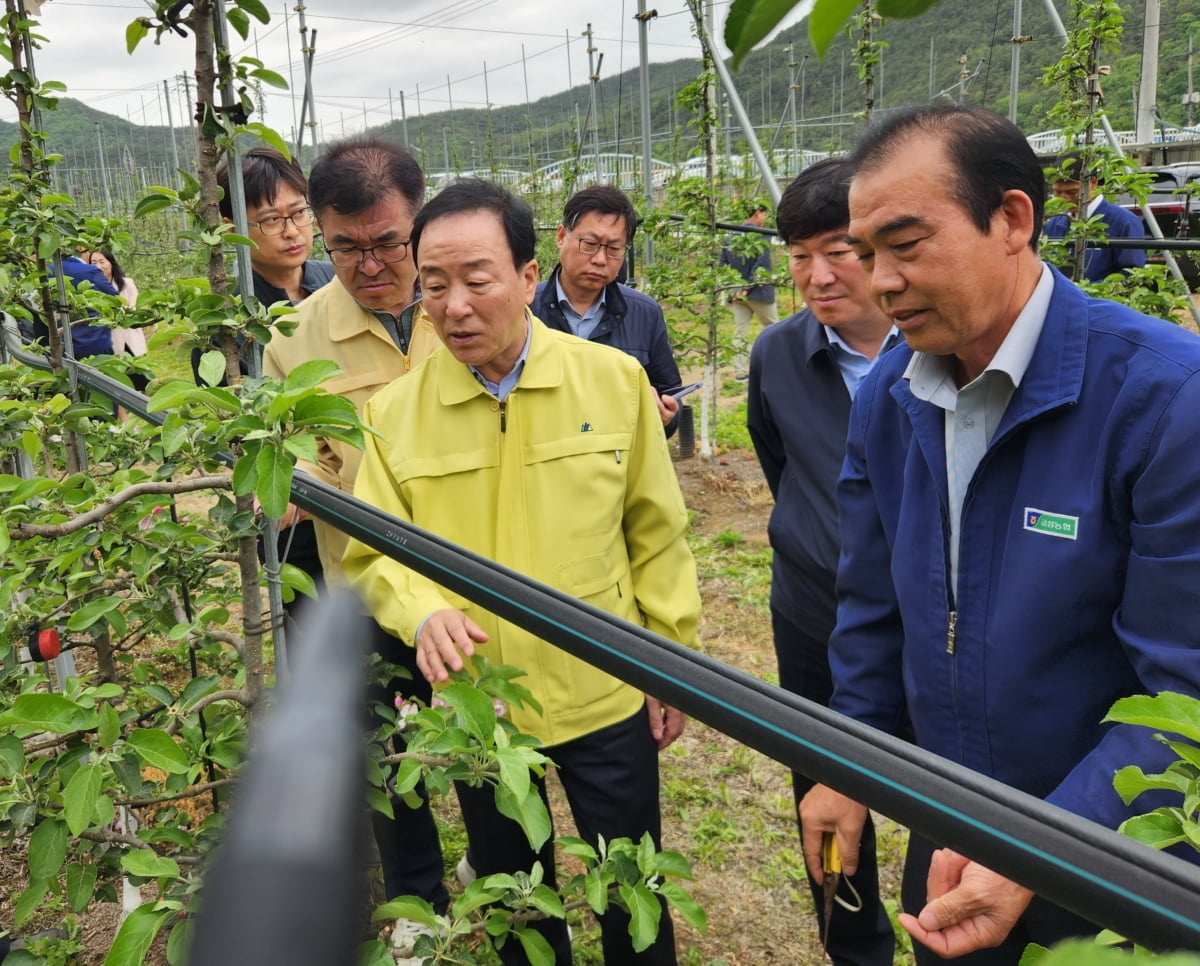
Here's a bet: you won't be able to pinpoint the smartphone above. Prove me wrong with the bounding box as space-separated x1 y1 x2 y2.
664 381 702 400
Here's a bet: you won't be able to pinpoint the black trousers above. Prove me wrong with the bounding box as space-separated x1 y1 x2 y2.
772 606 896 966
902 834 1096 966
454 707 676 966
365 617 450 912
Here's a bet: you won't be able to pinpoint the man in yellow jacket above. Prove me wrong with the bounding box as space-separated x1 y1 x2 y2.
260 138 449 959
344 178 700 966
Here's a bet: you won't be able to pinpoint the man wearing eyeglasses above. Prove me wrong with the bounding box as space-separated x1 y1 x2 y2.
531 185 684 435
261 137 450 963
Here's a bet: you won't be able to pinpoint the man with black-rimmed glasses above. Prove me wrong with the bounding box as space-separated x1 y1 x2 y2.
531 184 684 435
262 137 451 964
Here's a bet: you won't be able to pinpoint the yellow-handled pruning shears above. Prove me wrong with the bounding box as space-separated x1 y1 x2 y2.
821 833 863 952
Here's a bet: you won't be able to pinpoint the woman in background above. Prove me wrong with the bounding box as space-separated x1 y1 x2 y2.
89 249 149 393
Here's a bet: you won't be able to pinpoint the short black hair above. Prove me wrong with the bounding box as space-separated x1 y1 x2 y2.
216 147 308 220
562 184 637 242
411 178 535 269
776 158 851 243
308 137 425 219
847 103 1045 250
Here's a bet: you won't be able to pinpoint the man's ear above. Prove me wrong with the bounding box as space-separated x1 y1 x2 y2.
998 189 1036 255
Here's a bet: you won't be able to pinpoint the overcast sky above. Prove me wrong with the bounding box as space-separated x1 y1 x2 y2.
14 0 810 139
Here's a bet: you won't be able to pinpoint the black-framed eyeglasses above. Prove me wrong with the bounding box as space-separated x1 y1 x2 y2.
565 227 628 261
322 240 411 269
247 208 313 236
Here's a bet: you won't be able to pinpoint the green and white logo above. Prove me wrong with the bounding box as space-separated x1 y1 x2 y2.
1023 507 1078 541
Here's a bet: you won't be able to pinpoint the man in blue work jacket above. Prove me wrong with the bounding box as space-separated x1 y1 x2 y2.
800 103 1200 964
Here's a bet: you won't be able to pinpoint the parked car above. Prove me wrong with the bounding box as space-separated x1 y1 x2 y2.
1115 162 1200 288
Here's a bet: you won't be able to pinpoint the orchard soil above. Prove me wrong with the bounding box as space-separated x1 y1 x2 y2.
0 449 909 966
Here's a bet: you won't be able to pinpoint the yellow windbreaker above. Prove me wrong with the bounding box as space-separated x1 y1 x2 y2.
343 317 700 746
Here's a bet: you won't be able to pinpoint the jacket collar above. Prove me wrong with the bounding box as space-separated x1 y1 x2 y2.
888 264 1088 484
437 310 564 405
542 264 628 323
324 278 424 346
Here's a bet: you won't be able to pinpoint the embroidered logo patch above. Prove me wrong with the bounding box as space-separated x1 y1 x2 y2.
1023 508 1078 541
580 422 592 432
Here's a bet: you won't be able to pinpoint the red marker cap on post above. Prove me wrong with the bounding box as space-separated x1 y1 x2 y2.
28 628 61 662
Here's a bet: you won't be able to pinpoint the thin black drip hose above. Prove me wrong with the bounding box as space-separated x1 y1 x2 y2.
7 324 1200 951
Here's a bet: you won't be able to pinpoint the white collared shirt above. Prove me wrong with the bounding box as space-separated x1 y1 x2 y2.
904 262 1054 599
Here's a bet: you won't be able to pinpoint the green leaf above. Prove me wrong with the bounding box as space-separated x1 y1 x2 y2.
125 729 189 774
28 818 68 880
198 350 226 388
1113 765 1192 806
166 915 194 965
0 693 96 734
255 443 294 520
103 904 172 966
133 192 174 219
810 0 861 57
226 6 250 39
1105 692 1200 744
585 869 609 914
371 897 438 927
125 18 149 54
657 881 707 934
160 411 190 455
146 379 201 412
493 745 532 807
283 357 341 391
232 438 261 495
292 392 359 427
37 230 59 260
67 595 123 631
121 849 181 878
526 883 565 920
237 0 271 23
393 756 424 796
439 682 497 745
494 780 552 852
63 762 103 836
618 882 661 952
249 67 289 90
1165 738 1200 771
1117 810 1188 851
13 878 48 930
513 926 555 966
67 861 99 913
724 0 807 69
243 122 291 157
0 736 25 778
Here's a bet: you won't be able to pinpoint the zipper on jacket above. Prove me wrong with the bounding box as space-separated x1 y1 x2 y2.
499 399 507 433
946 610 957 654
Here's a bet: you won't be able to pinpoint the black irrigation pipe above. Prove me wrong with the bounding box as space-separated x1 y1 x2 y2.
286 470 1200 954
8 321 1200 951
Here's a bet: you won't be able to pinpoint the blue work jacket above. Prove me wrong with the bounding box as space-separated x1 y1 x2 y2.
831 266 1200 839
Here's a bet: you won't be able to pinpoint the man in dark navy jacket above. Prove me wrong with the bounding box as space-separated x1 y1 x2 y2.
37 252 119 357
530 184 683 436
748 158 900 965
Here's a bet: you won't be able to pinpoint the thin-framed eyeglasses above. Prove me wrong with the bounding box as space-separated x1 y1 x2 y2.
322 240 411 269
248 208 314 236
565 226 628 261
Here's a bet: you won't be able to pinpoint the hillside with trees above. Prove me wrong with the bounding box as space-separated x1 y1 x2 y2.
3 0 1198 196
